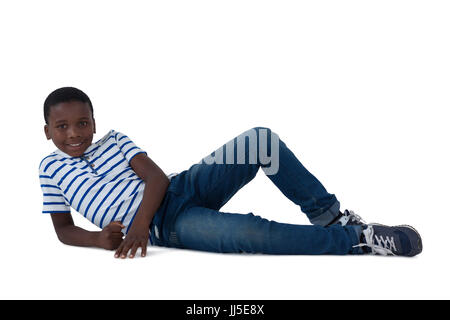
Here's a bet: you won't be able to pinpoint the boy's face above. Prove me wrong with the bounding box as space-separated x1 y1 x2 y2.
44 101 96 158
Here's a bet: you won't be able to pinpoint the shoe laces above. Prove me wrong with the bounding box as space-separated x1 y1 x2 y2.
353 225 397 256
340 209 366 225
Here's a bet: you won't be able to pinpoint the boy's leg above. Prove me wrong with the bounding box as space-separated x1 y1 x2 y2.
183 127 340 226
169 206 362 255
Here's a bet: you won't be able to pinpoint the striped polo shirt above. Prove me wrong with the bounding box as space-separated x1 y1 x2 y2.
38 129 177 237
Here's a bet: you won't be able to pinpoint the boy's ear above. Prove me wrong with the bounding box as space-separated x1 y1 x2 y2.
93 118 96 134
44 124 51 140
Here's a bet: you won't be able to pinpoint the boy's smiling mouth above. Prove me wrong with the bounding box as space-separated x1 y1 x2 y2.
65 140 86 152
68 142 83 147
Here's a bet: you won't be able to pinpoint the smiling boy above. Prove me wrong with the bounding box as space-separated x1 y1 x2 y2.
40 87 422 259
41 87 175 258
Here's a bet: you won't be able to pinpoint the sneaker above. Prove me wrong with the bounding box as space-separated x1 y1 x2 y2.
354 224 423 257
327 209 367 227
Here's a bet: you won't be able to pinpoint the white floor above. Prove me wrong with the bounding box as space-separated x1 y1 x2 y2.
3 171 447 299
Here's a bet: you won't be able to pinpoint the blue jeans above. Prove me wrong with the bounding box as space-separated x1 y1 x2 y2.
149 127 362 255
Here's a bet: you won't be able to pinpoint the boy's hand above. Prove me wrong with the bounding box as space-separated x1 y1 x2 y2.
114 223 149 259
98 221 125 250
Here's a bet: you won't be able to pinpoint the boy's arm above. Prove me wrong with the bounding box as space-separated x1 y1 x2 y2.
51 213 124 250
114 153 170 259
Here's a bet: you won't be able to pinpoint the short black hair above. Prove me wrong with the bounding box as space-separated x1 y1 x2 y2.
44 87 94 124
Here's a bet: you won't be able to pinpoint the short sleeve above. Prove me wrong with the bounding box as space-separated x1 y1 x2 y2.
39 163 71 214
114 131 148 163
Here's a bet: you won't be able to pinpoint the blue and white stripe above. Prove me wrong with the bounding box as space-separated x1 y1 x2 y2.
39 129 177 237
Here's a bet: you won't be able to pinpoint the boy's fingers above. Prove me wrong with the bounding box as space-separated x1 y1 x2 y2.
119 241 133 258
111 232 124 239
141 242 147 257
115 241 127 258
109 222 125 232
129 242 140 258
114 238 146 259
114 244 123 258
114 235 124 244
113 239 123 249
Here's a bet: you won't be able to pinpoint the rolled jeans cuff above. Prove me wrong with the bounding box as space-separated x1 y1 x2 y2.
308 200 341 226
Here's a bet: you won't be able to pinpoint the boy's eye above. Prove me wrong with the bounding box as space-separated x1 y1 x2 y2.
80 121 88 126
57 124 67 129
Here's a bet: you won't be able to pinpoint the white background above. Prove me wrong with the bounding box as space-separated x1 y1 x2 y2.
0 0 449 299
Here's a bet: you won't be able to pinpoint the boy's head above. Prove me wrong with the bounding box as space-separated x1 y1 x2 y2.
44 87 96 158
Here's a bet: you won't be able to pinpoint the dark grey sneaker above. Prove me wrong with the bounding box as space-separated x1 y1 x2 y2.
354 224 423 257
327 209 367 227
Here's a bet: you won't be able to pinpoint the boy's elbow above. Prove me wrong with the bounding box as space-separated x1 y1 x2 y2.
56 230 69 245
54 225 74 245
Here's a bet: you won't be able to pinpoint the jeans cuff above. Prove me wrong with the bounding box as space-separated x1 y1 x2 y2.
308 200 340 226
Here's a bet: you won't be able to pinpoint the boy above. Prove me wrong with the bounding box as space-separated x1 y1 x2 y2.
39 87 422 259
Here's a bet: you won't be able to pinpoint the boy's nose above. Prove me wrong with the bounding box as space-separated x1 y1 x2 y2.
67 127 81 138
